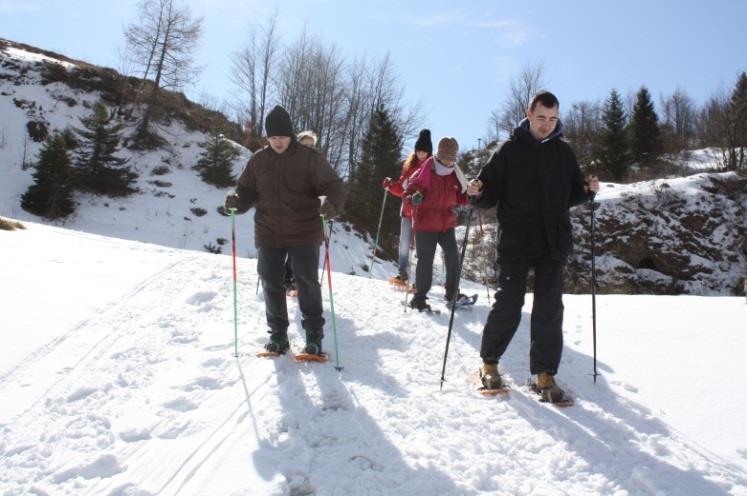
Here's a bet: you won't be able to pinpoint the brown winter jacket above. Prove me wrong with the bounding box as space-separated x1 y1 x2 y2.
234 139 346 248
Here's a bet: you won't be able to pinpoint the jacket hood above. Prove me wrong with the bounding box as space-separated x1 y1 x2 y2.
516 117 564 144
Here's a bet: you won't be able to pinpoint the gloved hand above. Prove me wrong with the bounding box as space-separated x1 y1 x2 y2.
320 200 336 219
411 191 424 205
224 192 240 211
382 177 392 189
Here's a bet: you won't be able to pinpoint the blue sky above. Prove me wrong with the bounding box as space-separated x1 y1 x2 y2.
1 0 745 151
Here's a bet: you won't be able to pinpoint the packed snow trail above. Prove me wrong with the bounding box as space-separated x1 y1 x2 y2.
1 225 746 495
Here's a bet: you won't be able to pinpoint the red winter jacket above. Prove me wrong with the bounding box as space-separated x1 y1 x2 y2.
406 157 468 233
386 156 426 218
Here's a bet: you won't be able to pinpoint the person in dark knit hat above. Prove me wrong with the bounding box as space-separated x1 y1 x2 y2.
224 105 346 357
381 129 433 289
404 136 469 312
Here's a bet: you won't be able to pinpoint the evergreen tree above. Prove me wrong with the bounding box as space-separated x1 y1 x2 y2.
74 102 137 196
21 133 76 219
595 89 629 181
628 86 662 165
193 133 240 187
347 103 403 256
727 71 747 170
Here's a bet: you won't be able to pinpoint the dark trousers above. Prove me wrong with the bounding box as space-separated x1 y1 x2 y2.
480 257 565 375
414 229 459 300
257 244 324 338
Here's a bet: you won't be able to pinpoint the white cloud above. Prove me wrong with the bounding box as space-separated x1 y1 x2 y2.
409 11 535 48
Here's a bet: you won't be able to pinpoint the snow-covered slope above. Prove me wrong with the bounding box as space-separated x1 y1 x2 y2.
1 221 746 495
0 40 395 280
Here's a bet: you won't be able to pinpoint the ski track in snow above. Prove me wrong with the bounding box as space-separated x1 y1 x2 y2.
1 247 745 496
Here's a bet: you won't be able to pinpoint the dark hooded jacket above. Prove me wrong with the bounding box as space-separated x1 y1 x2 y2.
234 139 346 248
474 119 591 262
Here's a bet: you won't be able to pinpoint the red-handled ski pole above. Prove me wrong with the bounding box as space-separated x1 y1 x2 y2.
321 216 342 370
230 208 239 357
440 206 474 391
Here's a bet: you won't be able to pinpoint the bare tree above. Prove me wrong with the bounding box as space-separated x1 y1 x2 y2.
229 23 420 176
124 0 167 82
489 63 547 140
699 90 729 168
123 0 203 145
563 100 602 165
659 88 696 153
231 15 278 138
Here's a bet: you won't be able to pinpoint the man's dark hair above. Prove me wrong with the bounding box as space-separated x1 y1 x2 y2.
529 91 559 111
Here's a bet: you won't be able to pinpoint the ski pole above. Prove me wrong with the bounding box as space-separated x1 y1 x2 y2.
440 206 474 391
476 210 492 302
367 189 388 277
319 219 335 284
590 194 598 383
230 208 239 358
321 216 342 370
403 223 415 312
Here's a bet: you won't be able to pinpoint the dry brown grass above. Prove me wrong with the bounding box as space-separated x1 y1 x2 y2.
0 217 25 231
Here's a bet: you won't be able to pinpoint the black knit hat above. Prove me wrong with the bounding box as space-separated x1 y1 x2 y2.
265 105 294 137
414 129 433 154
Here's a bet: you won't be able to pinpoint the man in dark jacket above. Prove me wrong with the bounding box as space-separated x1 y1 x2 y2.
225 105 346 356
467 91 599 402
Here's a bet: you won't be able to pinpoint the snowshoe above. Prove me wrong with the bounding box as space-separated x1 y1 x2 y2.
296 336 327 363
256 333 290 358
285 282 298 297
446 293 478 309
476 364 509 396
409 296 438 314
388 274 414 292
530 373 573 407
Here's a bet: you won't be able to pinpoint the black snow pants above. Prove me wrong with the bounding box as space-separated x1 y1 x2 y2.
257 244 324 339
480 257 565 375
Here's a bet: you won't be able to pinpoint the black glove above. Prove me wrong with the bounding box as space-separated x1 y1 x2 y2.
320 200 336 219
224 192 240 211
411 191 424 205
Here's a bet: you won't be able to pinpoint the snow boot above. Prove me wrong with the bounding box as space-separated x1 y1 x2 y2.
409 296 431 313
445 292 469 306
480 362 503 390
388 272 409 289
536 372 565 403
303 333 324 356
264 332 290 355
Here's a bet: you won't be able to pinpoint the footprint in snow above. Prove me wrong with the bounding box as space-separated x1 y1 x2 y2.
66 386 99 402
119 427 152 442
183 376 224 391
186 291 217 308
202 357 225 368
170 328 198 344
52 454 124 482
155 418 192 439
163 397 197 412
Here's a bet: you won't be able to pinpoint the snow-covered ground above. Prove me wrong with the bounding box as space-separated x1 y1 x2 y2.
1 221 746 495
0 41 395 281
666 148 727 172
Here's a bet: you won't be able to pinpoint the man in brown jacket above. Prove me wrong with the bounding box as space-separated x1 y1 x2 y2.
225 106 346 356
